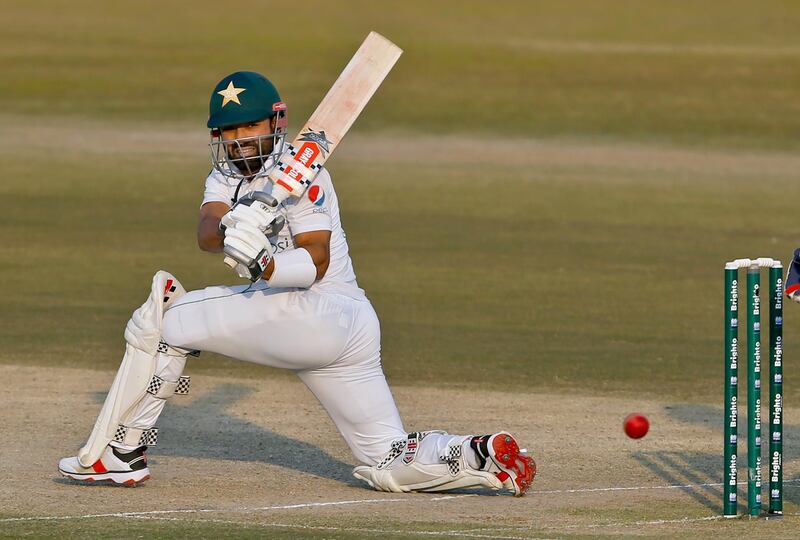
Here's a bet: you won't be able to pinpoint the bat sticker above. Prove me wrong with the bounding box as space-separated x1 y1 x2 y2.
298 130 332 155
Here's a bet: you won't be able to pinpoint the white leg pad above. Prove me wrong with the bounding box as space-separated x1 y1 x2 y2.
109 346 190 452
352 431 503 494
78 271 188 467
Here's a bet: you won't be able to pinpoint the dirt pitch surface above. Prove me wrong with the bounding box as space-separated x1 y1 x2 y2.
1 364 797 538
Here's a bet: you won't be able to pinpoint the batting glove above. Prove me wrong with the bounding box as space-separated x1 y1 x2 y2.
220 191 285 237
223 222 273 282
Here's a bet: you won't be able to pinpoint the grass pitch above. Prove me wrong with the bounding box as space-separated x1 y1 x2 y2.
1 121 798 400
1 0 799 537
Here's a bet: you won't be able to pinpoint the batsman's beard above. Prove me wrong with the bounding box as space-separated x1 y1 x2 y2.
226 137 275 176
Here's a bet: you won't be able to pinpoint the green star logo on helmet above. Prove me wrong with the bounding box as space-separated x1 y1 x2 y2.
207 71 283 129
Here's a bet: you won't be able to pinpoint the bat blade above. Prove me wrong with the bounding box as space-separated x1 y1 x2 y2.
268 32 402 200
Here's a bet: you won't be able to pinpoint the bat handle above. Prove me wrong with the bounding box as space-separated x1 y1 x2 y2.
270 183 292 204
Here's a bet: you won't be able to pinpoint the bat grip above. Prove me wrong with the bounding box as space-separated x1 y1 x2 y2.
270 183 292 204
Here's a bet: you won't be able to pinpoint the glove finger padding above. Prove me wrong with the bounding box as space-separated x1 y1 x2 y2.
224 223 270 260
236 221 270 246
224 234 261 261
219 210 237 231
230 204 274 231
233 262 252 280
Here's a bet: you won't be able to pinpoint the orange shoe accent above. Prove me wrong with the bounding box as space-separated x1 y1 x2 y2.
122 475 150 486
492 434 536 496
91 460 108 474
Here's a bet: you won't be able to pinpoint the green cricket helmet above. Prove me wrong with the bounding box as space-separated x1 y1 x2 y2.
208 71 288 181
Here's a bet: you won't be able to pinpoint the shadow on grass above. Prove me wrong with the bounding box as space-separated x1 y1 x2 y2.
67 384 518 497
632 403 799 514
89 383 358 486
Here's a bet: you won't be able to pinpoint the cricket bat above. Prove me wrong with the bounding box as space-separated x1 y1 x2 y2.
223 31 402 274
269 31 402 204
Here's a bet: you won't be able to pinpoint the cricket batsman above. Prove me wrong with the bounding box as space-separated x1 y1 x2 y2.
58 71 536 496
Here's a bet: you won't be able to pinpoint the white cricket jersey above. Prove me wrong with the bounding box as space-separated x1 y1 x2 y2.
202 167 364 298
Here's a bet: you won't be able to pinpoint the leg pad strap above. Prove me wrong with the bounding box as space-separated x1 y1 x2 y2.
157 339 200 358
113 426 159 447
147 374 191 398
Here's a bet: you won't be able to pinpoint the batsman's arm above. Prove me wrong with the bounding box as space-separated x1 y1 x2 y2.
197 201 230 253
222 230 330 283
291 230 331 281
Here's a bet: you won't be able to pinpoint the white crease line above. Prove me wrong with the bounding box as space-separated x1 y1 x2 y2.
3 479 797 525
251 494 471 511
0 494 474 523
530 477 800 495
127 514 556 540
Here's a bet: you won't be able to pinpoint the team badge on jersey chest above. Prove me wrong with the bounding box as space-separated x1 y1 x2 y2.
308 185 326 206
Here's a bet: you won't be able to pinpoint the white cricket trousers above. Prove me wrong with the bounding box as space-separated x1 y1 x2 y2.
160 282 406 465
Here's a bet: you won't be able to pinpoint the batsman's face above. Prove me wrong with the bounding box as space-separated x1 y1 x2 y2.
220 118 276 176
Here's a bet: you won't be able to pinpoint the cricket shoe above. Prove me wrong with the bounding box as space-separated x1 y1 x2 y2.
58 445 150 485
470 432 536 496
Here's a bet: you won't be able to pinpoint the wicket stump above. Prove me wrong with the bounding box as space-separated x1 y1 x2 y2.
723 257 783 518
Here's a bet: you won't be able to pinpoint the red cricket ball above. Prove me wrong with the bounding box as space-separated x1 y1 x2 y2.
624 413 649 439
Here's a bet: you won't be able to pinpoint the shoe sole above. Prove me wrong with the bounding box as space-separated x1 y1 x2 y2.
490 434 536 496
58 468 151 486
